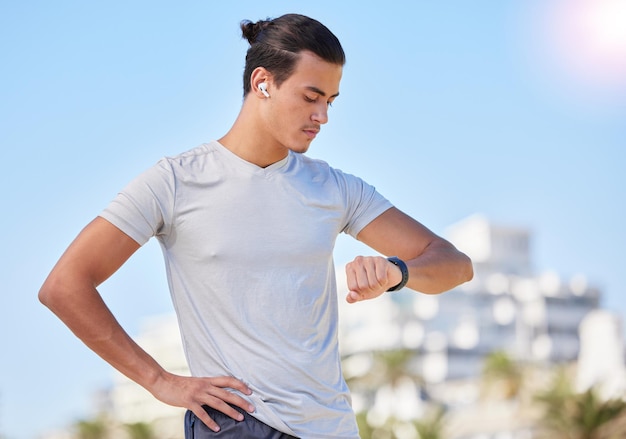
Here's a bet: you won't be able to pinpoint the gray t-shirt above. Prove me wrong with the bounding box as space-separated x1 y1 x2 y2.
100 141 392 438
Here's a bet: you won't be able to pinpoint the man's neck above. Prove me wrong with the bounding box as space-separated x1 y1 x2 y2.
218 104 288 168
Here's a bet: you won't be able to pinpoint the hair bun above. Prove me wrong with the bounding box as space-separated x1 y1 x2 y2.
240 18 272 45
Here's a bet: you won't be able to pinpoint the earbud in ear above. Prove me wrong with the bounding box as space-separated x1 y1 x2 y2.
258 82 270 98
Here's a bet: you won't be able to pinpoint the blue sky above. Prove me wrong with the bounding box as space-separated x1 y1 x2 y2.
1 1 625 438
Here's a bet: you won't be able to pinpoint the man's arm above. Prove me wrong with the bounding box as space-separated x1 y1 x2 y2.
345 207 473 303
38 217 254 432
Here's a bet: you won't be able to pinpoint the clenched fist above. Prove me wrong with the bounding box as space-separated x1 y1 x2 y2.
345 256 402 303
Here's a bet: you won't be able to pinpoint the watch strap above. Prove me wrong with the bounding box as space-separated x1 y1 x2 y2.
386 256 409 291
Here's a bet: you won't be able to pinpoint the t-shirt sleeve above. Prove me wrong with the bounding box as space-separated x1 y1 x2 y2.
335 169 393 238
99 159 175 245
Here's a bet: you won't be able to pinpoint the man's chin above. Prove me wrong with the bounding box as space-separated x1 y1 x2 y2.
289 143 312 154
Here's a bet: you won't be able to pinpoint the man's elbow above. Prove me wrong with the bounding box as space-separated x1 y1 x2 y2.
38 273 72 312
459 252 474 283
441 238 474 285
435 249 473 294
38 277 60 310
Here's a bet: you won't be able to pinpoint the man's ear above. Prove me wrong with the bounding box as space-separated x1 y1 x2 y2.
250 67 272 98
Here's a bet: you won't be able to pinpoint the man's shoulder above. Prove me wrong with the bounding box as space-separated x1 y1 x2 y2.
297 153 351 176
153 143 223 177
164 143 215 163
296 153 362 183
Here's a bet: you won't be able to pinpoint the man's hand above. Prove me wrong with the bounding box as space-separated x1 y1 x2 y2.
345 256 402 303
151 371 255 432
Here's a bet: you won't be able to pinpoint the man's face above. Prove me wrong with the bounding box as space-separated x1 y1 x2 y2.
264 51 342 154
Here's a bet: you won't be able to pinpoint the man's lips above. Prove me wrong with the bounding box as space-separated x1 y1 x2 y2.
303 127 320 139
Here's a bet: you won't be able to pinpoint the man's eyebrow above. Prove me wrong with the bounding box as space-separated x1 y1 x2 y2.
306 86 340 98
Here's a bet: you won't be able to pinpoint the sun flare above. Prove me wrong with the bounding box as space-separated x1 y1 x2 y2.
548 0 626 87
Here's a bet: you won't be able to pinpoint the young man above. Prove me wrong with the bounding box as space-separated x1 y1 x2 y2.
39 13 473 439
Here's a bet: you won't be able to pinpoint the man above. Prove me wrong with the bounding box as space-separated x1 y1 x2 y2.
39 13 473 439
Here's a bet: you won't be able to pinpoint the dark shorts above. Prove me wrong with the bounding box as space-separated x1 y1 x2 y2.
185 405 299 439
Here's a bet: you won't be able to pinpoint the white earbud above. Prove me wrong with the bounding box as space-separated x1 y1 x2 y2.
258 82 270 98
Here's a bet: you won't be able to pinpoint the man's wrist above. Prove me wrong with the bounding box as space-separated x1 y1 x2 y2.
386 256 409 291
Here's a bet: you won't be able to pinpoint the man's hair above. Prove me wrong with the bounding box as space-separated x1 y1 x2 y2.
240 14 345 96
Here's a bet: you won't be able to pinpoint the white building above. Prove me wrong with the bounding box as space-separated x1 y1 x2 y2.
109 314 188 439
338 214 625 438
577 309 626 400
339 214 604 383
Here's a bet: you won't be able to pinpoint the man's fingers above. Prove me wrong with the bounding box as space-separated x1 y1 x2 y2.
213 388 256 415
205 395 245 422
346 256 376 291
207 376 255 413
345 256 392 299
189 384 254 432
209 376 252 396
191 404 222 432
150 372 257 433
346 290 360 303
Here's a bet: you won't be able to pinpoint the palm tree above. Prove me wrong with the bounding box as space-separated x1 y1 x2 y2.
124 422 154 439
413 405 446 439
533 367 573 436
345 349 419 390
574 388 626 439
346 349 427 439
355 411 375 439
534 367 626 439
481 350 523 400
75 418 108 439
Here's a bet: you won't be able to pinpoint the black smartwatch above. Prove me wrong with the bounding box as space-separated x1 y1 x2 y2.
386 256 409 291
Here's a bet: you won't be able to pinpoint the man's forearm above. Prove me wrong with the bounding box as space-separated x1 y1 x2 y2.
39 280 165 391
404 240 473 294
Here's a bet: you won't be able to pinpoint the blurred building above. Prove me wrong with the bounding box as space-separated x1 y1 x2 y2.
338 214 624 439
339 214 603 382
577 309 626 399
108 314 188 439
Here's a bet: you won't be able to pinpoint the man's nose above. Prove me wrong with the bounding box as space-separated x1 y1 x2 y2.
311 104 329 125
